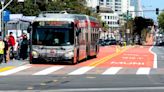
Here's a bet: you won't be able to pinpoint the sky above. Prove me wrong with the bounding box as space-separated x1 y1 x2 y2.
142 0 164 21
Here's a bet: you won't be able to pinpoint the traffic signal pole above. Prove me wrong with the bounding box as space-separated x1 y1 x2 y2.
126 10 130 45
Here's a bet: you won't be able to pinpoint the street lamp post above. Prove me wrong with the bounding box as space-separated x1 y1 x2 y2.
0 0 24 38
0 0 4 38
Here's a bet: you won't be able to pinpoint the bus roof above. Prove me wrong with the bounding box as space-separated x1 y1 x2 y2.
34 13 98 22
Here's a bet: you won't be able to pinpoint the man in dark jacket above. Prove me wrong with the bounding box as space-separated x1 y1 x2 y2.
20 34 28 60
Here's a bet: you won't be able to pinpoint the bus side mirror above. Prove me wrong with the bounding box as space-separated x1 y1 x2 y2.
27 25 32 33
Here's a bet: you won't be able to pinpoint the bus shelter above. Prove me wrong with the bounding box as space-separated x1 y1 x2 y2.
5 16 34 53
6 19 32 39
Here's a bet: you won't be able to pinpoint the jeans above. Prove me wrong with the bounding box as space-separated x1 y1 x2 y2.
10 46 15 59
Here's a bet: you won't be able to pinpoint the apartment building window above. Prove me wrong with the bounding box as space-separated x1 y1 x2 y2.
104 16 107 19
115 3 121 5
107 0 113 2
115 6 121 8
115 0 121 2
100 3 104 5
99 0 104 5
100 0 104 2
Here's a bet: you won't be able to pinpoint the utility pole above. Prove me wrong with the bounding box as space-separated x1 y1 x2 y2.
0 0 4 38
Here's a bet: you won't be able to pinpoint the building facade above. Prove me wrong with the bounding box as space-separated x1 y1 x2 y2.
100 12 119 31
98 0 130 14
130 0 143 16
86 0 137 32
86 0 99 8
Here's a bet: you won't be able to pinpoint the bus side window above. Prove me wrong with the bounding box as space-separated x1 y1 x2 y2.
27 24 32 33
76 28 81 36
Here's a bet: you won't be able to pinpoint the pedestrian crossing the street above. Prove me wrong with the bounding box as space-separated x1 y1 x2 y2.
0 64 164 76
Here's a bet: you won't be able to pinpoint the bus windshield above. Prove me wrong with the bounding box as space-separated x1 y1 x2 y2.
32 27 74 46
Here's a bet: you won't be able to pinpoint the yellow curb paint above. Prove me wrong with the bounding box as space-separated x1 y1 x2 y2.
92 48 128 66
0 66 15 72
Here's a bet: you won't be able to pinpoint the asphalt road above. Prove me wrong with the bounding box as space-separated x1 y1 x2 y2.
1 75 164 92
0 45 164 92
152 46 164 68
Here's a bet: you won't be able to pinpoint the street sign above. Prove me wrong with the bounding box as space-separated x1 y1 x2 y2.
3 10 10 22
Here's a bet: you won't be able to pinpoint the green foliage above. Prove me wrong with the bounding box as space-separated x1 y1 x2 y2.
133 17 154 34
121 17 153 44
5 0 91 16
6 0 40 16
5 0 107 30
158 12 164 30
102 22 109 32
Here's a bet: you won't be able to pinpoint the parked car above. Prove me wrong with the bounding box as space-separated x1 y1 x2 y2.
99 38 117 46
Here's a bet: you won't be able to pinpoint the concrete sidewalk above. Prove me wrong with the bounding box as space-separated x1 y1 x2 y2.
0 60 28 68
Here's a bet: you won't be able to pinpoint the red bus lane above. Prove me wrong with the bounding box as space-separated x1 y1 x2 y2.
77 46 118 66
97 46 154 68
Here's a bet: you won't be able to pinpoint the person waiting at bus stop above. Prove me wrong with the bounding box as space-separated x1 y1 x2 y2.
8 32 16 60
0 37 5 63
3 36 9 63
19 34 28 60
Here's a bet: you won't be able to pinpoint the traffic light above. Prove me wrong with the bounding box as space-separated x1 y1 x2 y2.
156 8 159 15
96 6 100 13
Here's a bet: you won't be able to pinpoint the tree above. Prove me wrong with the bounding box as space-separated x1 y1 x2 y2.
133 17 154 44
133 17 153 34
158 12 164 30
6 0 40 16
46 0 91 14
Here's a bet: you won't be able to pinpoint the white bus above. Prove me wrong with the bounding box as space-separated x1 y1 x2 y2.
28 12 100 64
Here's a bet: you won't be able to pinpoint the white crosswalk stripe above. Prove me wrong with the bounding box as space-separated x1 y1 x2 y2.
0 65 32 76
136 68 151 75
102 67 122 75
68 66 94 75
0 64 161 75
33 66 64 75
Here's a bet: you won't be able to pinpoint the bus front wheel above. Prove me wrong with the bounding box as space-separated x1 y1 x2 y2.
70 50 79 65
30 58 38 64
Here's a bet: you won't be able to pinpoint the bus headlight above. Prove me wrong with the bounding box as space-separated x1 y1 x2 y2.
32 51 39 58
65 51 74 59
